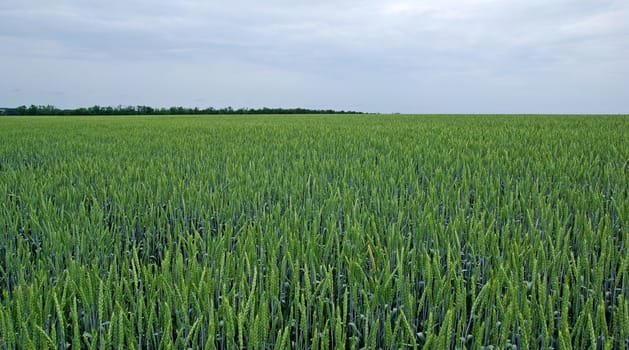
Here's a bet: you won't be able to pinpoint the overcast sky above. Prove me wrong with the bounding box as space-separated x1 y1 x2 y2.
1 0 628 113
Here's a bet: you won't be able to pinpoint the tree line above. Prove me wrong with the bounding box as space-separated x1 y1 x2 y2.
3 105 363 116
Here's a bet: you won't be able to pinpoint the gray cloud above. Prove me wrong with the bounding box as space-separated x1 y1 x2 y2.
1 0 628 112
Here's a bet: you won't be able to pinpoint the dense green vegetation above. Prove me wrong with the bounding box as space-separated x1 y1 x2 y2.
1 114 627 349
3 105 362 116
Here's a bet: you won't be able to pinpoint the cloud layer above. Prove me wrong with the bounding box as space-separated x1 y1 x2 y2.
1 0 628 113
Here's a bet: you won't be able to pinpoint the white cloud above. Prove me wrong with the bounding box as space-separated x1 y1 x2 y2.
1 0 628 112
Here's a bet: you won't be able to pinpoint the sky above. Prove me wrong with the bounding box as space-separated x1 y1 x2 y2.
1 0 628 113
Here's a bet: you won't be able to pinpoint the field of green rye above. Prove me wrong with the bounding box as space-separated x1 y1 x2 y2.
0 114 627 349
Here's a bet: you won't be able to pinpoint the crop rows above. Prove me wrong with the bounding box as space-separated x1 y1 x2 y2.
0 114 628 349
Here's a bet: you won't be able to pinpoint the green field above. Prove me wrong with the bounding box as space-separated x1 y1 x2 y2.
1 114 627 349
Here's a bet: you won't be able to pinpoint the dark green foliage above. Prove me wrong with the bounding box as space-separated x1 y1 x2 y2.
10 105 363 116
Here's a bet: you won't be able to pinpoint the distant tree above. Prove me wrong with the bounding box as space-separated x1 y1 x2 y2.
27 105 39 115
88 105 102 115
10 104 363 116
15 106 27 115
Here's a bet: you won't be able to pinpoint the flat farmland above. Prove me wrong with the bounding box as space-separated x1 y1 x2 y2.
0 114 627 349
